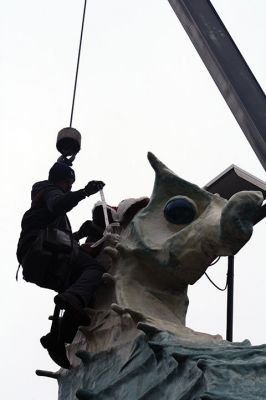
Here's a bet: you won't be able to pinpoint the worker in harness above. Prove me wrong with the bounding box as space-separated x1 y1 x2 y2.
17 160 106 368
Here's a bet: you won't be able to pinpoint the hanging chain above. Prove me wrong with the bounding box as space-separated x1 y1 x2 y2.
70 0 87 127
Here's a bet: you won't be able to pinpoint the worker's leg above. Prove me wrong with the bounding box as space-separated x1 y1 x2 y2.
63 248 105 305
54 249 105 323
42 250 104 368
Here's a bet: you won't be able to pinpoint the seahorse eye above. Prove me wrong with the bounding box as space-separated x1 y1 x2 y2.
164 197 197 225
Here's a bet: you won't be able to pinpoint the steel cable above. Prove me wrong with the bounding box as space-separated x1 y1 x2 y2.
70 0 87 127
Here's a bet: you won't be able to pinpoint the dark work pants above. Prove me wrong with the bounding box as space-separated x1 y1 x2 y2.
53 248 105 344
23 243 105 344
23 242 104 305
61 248 105 307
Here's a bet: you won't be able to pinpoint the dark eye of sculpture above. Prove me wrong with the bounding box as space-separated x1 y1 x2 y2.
164 197 197 225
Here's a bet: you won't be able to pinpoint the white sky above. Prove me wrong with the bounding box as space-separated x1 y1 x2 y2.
1 1 266 399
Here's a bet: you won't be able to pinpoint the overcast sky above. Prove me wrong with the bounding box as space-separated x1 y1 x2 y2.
1 1 266 399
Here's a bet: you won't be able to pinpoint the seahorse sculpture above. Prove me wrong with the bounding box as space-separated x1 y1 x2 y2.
55 153 265 400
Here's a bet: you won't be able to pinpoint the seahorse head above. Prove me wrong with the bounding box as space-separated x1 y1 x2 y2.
117 152 263 287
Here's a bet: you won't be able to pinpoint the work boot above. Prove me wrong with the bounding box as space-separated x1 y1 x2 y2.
61 311 79 344
40 332 70 370
54 292 91 325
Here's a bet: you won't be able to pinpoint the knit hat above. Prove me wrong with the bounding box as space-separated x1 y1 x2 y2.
48 162 75 183
92 201 118 228
117 197 149 226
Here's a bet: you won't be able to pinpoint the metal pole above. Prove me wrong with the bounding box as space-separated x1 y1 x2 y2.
226 255 234 341
168 0 266 171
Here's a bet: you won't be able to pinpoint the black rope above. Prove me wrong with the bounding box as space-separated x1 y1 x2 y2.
70 0 87 127
210 256 220 266
205 271 228 291
204 257 228 291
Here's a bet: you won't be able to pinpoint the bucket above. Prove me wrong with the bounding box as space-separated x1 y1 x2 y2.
56 127 81 157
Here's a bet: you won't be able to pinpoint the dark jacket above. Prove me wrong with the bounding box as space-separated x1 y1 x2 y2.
17 180 86 263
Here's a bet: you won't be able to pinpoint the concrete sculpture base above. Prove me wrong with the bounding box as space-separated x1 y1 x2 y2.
57 309 266 400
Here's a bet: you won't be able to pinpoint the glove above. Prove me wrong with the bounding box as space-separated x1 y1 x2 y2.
84 180 105 196
78 220 93 238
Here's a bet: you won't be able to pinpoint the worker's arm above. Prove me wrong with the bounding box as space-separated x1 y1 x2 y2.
44 180 105 215
73 220 104 241
45 187 86 215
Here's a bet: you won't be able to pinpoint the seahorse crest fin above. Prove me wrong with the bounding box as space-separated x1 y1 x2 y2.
147 152 175 177
147 151 210 201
